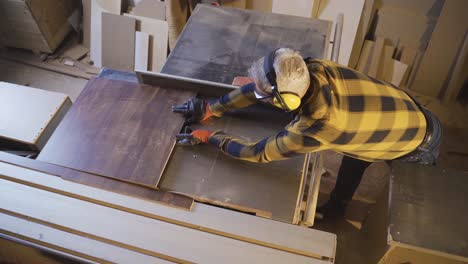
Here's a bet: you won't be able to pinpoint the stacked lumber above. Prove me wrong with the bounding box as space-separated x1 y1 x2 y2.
352 0 468 101
83 0 168 72
0 152 337 263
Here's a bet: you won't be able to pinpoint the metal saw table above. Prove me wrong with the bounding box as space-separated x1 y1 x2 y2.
137 5 332 224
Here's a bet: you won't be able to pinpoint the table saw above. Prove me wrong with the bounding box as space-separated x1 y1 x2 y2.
0 5 341 263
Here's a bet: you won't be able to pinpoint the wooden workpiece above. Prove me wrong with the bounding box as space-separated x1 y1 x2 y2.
0 161 336 263
0 82 71 151
38 77 194 187
0 151 193 210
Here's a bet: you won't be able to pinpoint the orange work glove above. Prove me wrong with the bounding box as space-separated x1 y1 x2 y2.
201 103 214 122
191 130 213 144
232 76 255 87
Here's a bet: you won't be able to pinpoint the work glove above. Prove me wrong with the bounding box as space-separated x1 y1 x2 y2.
172 97 214 123
232 76 254 87
176 129 213 146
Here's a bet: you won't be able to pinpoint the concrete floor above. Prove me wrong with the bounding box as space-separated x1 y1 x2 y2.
1 57 467 264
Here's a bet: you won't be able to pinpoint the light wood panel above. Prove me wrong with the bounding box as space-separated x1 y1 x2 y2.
368 37 385 77
0 213 172 264
37 78 193 187
272 0 315 18
102 13 136 71
124 14 169 72
135 31 150 71
0 178 330 264
0 161 336 260
315 0 365 65
412 0 468 97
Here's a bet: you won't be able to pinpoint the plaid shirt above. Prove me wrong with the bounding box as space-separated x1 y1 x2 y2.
207 59 427 163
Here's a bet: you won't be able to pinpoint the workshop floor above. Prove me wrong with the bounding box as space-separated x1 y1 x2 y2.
2 57 467 264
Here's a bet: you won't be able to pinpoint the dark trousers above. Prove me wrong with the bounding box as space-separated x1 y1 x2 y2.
330 155 372 202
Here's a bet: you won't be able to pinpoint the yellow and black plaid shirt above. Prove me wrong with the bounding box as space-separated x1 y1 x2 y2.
207 59 427 163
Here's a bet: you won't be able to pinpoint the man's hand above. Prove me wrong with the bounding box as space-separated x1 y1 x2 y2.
176 130 213 146
172 97 214 123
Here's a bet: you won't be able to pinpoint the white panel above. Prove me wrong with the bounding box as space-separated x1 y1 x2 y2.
272 0 315 18
135 31 150 71
0 82 68 145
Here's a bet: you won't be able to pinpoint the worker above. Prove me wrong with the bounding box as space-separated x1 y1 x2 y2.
173 48 441 219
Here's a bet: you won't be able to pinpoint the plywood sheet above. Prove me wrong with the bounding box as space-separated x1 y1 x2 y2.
315 0 365 65
348 0 376 68
134 31 149 71
89 0 121 67
412 0 468 97
377 45 395 81
0 151 194 210
132 0 166 20
356 40 374 73
0 82 69 147
272 0 315 18
125 14 168 72
82 0 91 48
0 161 336 260
0 179 329 264
37 78 193 187
101 13 136 71
389 60 408 86
368 36 385 77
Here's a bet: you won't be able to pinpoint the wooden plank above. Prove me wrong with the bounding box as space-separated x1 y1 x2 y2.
0 82 70 149
89 0 121 67
131 0 166 20
399 46 418 88
0 161 337 260
443 32 468 103
246 0 272 12
272 0 315 18
315 0 365 65
0 151 194 210
124 14 168 72
356 40 374 72
37 78 193 187
412 0 468 97
82 0 91 48
101 13 136 71
0 179 330 264
368 36 385 77
0 213 172 264
348 0 376 68
389 60 408 87
377 45 395 81
135 31 150 71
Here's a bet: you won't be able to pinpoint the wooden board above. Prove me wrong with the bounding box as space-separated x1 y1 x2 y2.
368 36 385 77
356 40 374 73
0 161 336 260
131 0 166 20
89 0 121 67
399 46 418 88
0 82 71 150
124 14 169 72
0 213 171 263
37 78 193 187
134 31 149 71
0 152 193 210
411 0 468 97
389 60 408 87
377 45 395 81
0 179 330 264
101 13 136 71
315 0 365 65
348 0 376 68
82 0 91 49
442 32 468 103
272 0 315 18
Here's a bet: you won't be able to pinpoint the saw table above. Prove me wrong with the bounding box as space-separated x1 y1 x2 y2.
138 4 333 224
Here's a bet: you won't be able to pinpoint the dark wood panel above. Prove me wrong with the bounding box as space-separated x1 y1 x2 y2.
37 78 194 187
0 151 193 210
162 5 331 84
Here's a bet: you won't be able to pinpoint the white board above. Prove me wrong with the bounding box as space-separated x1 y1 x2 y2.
124 14 168 72
272 0 315 18
134 31 150 71
89 0 121 67
0 82 69 146
315 0 365 65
